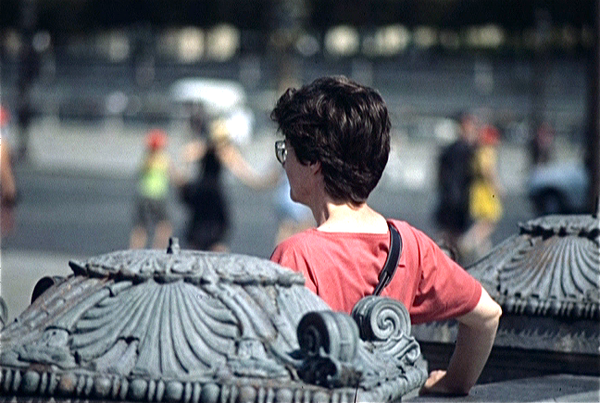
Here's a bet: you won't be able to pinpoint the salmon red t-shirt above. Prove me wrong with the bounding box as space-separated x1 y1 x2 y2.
270 219 482 324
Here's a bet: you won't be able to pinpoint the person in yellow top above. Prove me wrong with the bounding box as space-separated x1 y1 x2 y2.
129 129 174 249
463 124 504 259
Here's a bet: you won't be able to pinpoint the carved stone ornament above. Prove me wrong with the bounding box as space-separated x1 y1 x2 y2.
467 213 599 356
468 214 599 320
0 239 427 402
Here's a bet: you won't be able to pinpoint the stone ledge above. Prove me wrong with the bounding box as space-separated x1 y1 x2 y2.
406 374 599 403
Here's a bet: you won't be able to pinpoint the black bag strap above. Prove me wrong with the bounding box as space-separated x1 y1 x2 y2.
373 222 402 296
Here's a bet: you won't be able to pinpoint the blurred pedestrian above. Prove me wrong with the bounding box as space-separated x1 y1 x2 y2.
462 124 504 260
273 175 315 245
1 106 18 238
129 129 174 249
434 111 478 261
529 121 554 166
246 158 315 246
178 114 263 252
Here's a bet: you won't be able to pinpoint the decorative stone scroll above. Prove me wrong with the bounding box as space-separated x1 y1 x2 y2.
0 239 427 402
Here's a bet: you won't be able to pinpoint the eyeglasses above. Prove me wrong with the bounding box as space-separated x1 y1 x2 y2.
275 140 287 165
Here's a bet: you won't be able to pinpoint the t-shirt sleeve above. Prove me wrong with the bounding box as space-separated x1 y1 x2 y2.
270 237 317 293
408 227 482 324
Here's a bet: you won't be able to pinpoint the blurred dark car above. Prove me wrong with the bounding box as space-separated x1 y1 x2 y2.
527 162 590 216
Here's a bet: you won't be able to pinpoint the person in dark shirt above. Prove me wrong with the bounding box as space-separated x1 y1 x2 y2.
435 112 478 261
179 113 263 252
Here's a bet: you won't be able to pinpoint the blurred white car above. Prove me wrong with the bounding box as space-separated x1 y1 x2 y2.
527 162 590 216
170 78 255 144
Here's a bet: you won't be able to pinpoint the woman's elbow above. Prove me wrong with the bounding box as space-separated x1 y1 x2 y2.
488 301 502 330
462 289 503 331
480 295 502 334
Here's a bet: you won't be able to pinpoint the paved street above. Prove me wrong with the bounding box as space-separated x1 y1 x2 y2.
1 164 535 256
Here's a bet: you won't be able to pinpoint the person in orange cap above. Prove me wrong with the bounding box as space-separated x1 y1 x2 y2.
129 129 175 249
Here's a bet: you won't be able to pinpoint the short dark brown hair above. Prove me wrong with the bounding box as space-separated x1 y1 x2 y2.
270 76 391 204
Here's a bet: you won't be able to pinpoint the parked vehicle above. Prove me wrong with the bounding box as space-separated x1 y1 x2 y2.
527 162 589 216
170 78 255 144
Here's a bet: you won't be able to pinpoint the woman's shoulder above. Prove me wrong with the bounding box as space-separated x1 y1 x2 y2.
273 228 355 259
271 229 320 264
387 219 437 248
276 229 321 249
387 219 418 237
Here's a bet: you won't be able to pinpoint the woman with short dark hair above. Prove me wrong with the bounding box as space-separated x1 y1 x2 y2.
271 76 389 204
270 76 502 396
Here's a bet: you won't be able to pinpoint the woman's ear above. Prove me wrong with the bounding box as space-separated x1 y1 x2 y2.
309 160 321 175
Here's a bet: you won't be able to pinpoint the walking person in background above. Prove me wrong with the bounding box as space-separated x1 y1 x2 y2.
129 129 175 249
529 121 554 166
178 111 263 252
272 175 315 245
269 76 502 396
248 159 315 246
434 111 479 262
461 124 504 260
1 106 18 239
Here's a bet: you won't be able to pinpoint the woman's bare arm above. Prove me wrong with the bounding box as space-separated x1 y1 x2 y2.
420 287 502 396
216 142 265 189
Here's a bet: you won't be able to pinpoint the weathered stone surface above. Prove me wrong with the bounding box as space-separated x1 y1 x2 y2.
0 239 427 402
469 214 599 321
